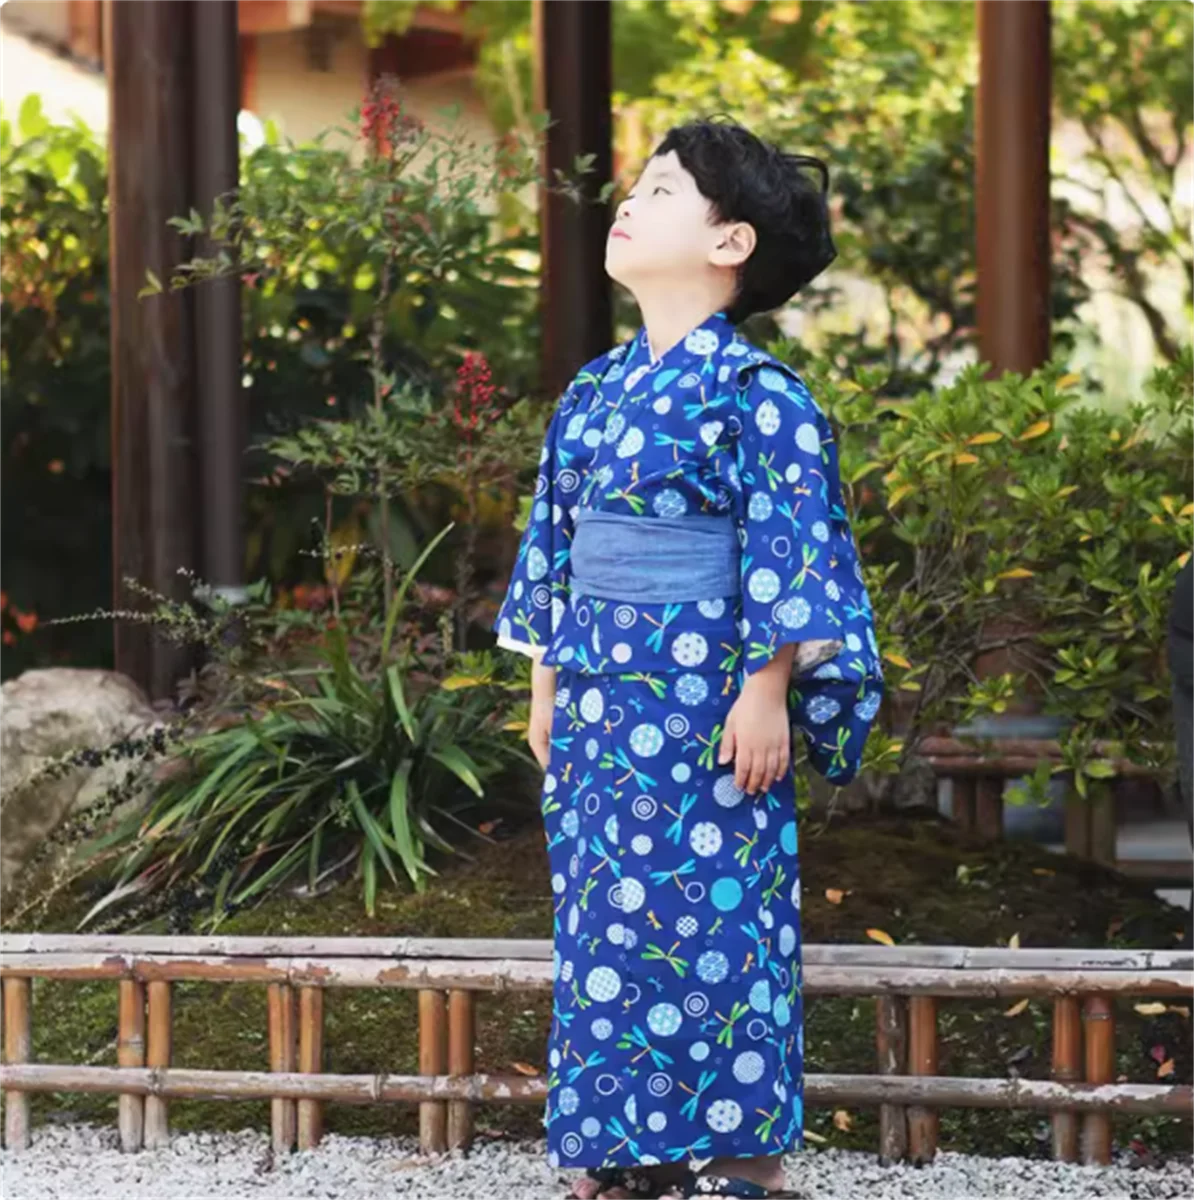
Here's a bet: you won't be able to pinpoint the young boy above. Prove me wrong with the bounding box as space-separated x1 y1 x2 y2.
494 119 884 1200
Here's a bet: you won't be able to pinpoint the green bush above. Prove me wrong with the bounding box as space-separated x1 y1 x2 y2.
793 345 1194 790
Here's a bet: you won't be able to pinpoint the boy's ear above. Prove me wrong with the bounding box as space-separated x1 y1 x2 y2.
710 221 757 268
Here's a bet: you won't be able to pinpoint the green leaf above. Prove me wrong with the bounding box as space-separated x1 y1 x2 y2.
362 842 378 917
308 820 325 893
430 745 485 797
1083 759 1118 780
349 779 399 884
381 522 455 661
388 759 424 885
18 94 48 141
387 665 418 745
138 269 164 300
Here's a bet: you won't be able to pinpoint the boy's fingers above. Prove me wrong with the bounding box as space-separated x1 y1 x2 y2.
719 722 736 766
734 744 750 791
763 748 780 792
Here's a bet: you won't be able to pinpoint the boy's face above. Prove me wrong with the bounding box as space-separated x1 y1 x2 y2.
606 151 733 289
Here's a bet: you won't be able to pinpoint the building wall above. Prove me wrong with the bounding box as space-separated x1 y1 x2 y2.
248 27 493 149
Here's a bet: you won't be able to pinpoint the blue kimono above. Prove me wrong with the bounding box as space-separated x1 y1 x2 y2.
494 313 883 1170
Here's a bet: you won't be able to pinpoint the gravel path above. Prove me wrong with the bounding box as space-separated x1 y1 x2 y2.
2 1125 1190 1200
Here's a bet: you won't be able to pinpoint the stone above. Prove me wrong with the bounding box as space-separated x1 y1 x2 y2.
0 668 159 895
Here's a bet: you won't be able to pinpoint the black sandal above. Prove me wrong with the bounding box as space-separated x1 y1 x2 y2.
672 1172 803 1199
572 1167 664 1198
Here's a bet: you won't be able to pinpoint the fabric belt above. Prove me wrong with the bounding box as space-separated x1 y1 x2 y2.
570 509 741 603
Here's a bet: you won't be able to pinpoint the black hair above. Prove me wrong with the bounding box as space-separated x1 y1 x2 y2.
652 118 837 324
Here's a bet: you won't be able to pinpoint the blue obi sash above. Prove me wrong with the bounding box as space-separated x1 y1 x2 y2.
569 509 741 604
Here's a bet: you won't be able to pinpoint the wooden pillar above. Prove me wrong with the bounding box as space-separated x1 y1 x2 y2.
297 986 324 1151
267 983 297 1153
875 995 908 1164
974 776 1004 840
2 978 31 1151
106 0 199 699
418 989 448 1154
117 979 146 1152
447 989 475 1149
532 0 613 401
1081 994 1114 1165
976 0 1052 377
192 1 246 606
1051 995 1081 1162
907 996 939 1164
145 980 172 1149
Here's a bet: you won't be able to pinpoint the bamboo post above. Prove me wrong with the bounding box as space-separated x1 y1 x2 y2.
1064 783 1090 859
1088 785 1117 868
875 994 908 1164
952 776 977 834
975 776 1004 840
418 989 448 1153
1050 995 1081 1162
117 979 146 1151
3 977 31 1150
145 980 172 1149
297 986 324 1151
1081 994 1114 1165
907 995 939 1164
267 982 297 1153
447 988 475 1149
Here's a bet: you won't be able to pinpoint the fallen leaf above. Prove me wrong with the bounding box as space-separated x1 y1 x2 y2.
867 928 895 947
825 888 849 905
478 820 502 836
967 431 1003 445
883 651 912 669
511 1062 540 1077
953 452 980 466
1157 1059 1175 1079
1056 373 1081 390
1032 867 1055 877
832 1110 853 1132
804 1130 828 1145
1004 999 1030 1017
1168 1006 1190 1019
1008 932 1021 949
1134 1002 1168 1017
997 568 1035 580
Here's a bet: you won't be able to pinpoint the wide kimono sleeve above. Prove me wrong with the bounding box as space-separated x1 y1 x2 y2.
732 362 885 784
493 372 596 659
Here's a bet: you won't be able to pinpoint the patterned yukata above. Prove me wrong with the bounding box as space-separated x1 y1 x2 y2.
494 312 883 1170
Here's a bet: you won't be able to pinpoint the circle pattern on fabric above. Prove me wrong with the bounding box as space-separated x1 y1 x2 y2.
585 967 622 1003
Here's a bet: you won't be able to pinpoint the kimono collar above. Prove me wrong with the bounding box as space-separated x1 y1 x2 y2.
628 311 738 379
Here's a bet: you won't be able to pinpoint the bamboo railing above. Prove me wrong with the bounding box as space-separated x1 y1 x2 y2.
1 936 1189 1168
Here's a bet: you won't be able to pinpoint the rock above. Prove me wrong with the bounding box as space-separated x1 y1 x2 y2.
0 668 159 895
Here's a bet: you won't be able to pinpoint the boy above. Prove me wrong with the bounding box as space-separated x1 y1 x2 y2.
495 119 883 1200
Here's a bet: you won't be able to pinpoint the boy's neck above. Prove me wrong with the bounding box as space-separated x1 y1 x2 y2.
633 277 735 362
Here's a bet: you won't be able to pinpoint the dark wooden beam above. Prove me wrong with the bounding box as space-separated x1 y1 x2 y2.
193 2 246 604
976 0 1052 377
106 0 199 699
533 0 613 400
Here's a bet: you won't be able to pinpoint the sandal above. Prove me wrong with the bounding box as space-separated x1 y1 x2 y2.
570 1167 664 1198
668 1172 803 1199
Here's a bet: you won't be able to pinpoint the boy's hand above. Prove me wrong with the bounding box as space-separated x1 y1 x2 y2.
719 646 796 794
527 659 557 770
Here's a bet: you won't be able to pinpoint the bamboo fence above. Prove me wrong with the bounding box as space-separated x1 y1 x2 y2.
1 936 1189 1168
919 736 1190 886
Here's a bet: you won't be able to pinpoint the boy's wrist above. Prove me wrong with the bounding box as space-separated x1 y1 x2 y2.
741 644 796 701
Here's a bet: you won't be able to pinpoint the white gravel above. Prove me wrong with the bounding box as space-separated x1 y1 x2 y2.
2 1124 1190 1200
